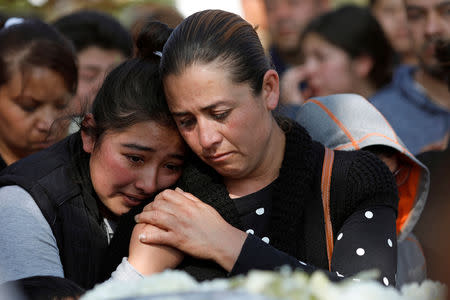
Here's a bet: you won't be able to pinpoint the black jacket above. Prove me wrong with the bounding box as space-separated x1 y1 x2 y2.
0 133 108 289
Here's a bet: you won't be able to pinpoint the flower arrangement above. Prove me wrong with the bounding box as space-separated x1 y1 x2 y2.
81 268 447 300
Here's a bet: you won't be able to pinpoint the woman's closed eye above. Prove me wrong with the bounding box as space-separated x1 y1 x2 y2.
211 110 230 121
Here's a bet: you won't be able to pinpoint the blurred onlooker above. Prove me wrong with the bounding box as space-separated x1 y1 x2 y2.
370 0 450 155
412 38 450 292
279 6 394 118
297 93 429 286
0 18 77 171
264 0 329 76
369 0 417 66
53 10 133 120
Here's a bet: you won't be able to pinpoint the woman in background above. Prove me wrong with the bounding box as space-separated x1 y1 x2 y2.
0 18 77 171
279 5 394 110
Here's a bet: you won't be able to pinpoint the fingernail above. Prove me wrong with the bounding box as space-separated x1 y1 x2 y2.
175 187 184 192
134 215 139 223
138 233 146 241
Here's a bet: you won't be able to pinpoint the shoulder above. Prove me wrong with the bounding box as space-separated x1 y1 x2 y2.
0 185 51 230
332 150 398 217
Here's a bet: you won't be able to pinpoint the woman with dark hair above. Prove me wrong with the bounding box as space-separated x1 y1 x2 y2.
105 11 399 287
0 22 186 289
279 5 395 107
0 18 78 171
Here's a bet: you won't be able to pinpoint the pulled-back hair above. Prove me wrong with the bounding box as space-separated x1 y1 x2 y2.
158 9 272 95
301 5 394 89
53 10 133 57
0 19 77 94
82 21 176 142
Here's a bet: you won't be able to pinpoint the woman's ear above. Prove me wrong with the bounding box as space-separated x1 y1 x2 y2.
80 113 96 154
353 54 374 79
261 69 280 111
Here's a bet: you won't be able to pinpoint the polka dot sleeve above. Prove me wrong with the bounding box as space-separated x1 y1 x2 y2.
331 206 397 286
230 205 397 286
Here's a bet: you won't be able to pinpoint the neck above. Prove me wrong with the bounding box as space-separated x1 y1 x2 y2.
0 143 21 166
415 69 450 110
225 119 286 198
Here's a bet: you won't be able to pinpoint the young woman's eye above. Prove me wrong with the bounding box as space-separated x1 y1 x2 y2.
165 163 183 172
126 155 144 164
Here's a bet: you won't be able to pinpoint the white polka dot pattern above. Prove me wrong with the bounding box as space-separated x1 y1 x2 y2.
298 260 307 266
246 229 254 234
356 248 365 256
365 211 373 219
262 237 270 244
256 208 265 215
383 277 389 286
337 233 343 240
336 271 344 278
387 238 393 247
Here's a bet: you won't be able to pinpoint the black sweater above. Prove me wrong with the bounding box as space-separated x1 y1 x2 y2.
102 121 398 282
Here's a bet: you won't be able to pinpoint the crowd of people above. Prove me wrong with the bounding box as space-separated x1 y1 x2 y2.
0 0 448 299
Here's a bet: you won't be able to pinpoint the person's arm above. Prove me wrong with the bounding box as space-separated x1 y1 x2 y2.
230 205 397 286
0 186 64 283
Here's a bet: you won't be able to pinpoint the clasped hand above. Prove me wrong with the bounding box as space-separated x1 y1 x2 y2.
129 187 247 273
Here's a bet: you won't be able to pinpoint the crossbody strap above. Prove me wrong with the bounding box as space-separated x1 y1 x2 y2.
321 147 335 271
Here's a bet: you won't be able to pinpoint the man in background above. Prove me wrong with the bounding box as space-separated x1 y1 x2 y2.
264 0 329 76
370 0 450 155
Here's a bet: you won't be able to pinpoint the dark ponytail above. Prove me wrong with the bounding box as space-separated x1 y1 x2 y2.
82 21 176 144
135 21 172 60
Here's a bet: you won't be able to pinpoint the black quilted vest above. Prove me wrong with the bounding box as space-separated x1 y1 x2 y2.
0 133 108 289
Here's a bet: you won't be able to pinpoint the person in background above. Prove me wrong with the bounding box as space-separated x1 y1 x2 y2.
370 0 450 155
263 0 329 118
369 0 417 66
0 18 77 171
278 6 394 118
53 10 133 128
0 23 186 289
104 11 399 287
297 93 429 286
264 0 329 76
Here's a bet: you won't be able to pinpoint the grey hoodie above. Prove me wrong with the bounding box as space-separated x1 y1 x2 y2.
296 93 429 286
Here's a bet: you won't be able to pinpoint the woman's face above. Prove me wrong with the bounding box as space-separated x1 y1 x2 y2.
0 66 71 164
164 63 277 180
82 120 185 216
302 33 360 96
371 0 412 54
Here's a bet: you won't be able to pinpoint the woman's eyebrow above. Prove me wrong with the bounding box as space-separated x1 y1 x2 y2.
121 143 155 152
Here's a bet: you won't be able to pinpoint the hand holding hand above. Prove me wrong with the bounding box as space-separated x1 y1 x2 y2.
134 188 247 271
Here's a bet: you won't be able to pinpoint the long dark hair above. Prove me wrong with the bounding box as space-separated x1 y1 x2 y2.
301 5 394 89
158 9 273 95
81 21 176 144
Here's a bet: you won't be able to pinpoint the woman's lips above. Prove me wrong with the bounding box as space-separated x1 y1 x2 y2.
122 193 146 207
204 152 232 163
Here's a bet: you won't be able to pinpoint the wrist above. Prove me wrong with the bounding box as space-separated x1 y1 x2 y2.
213 225 247 272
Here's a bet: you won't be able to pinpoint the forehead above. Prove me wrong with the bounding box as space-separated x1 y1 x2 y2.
78 46 125 68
